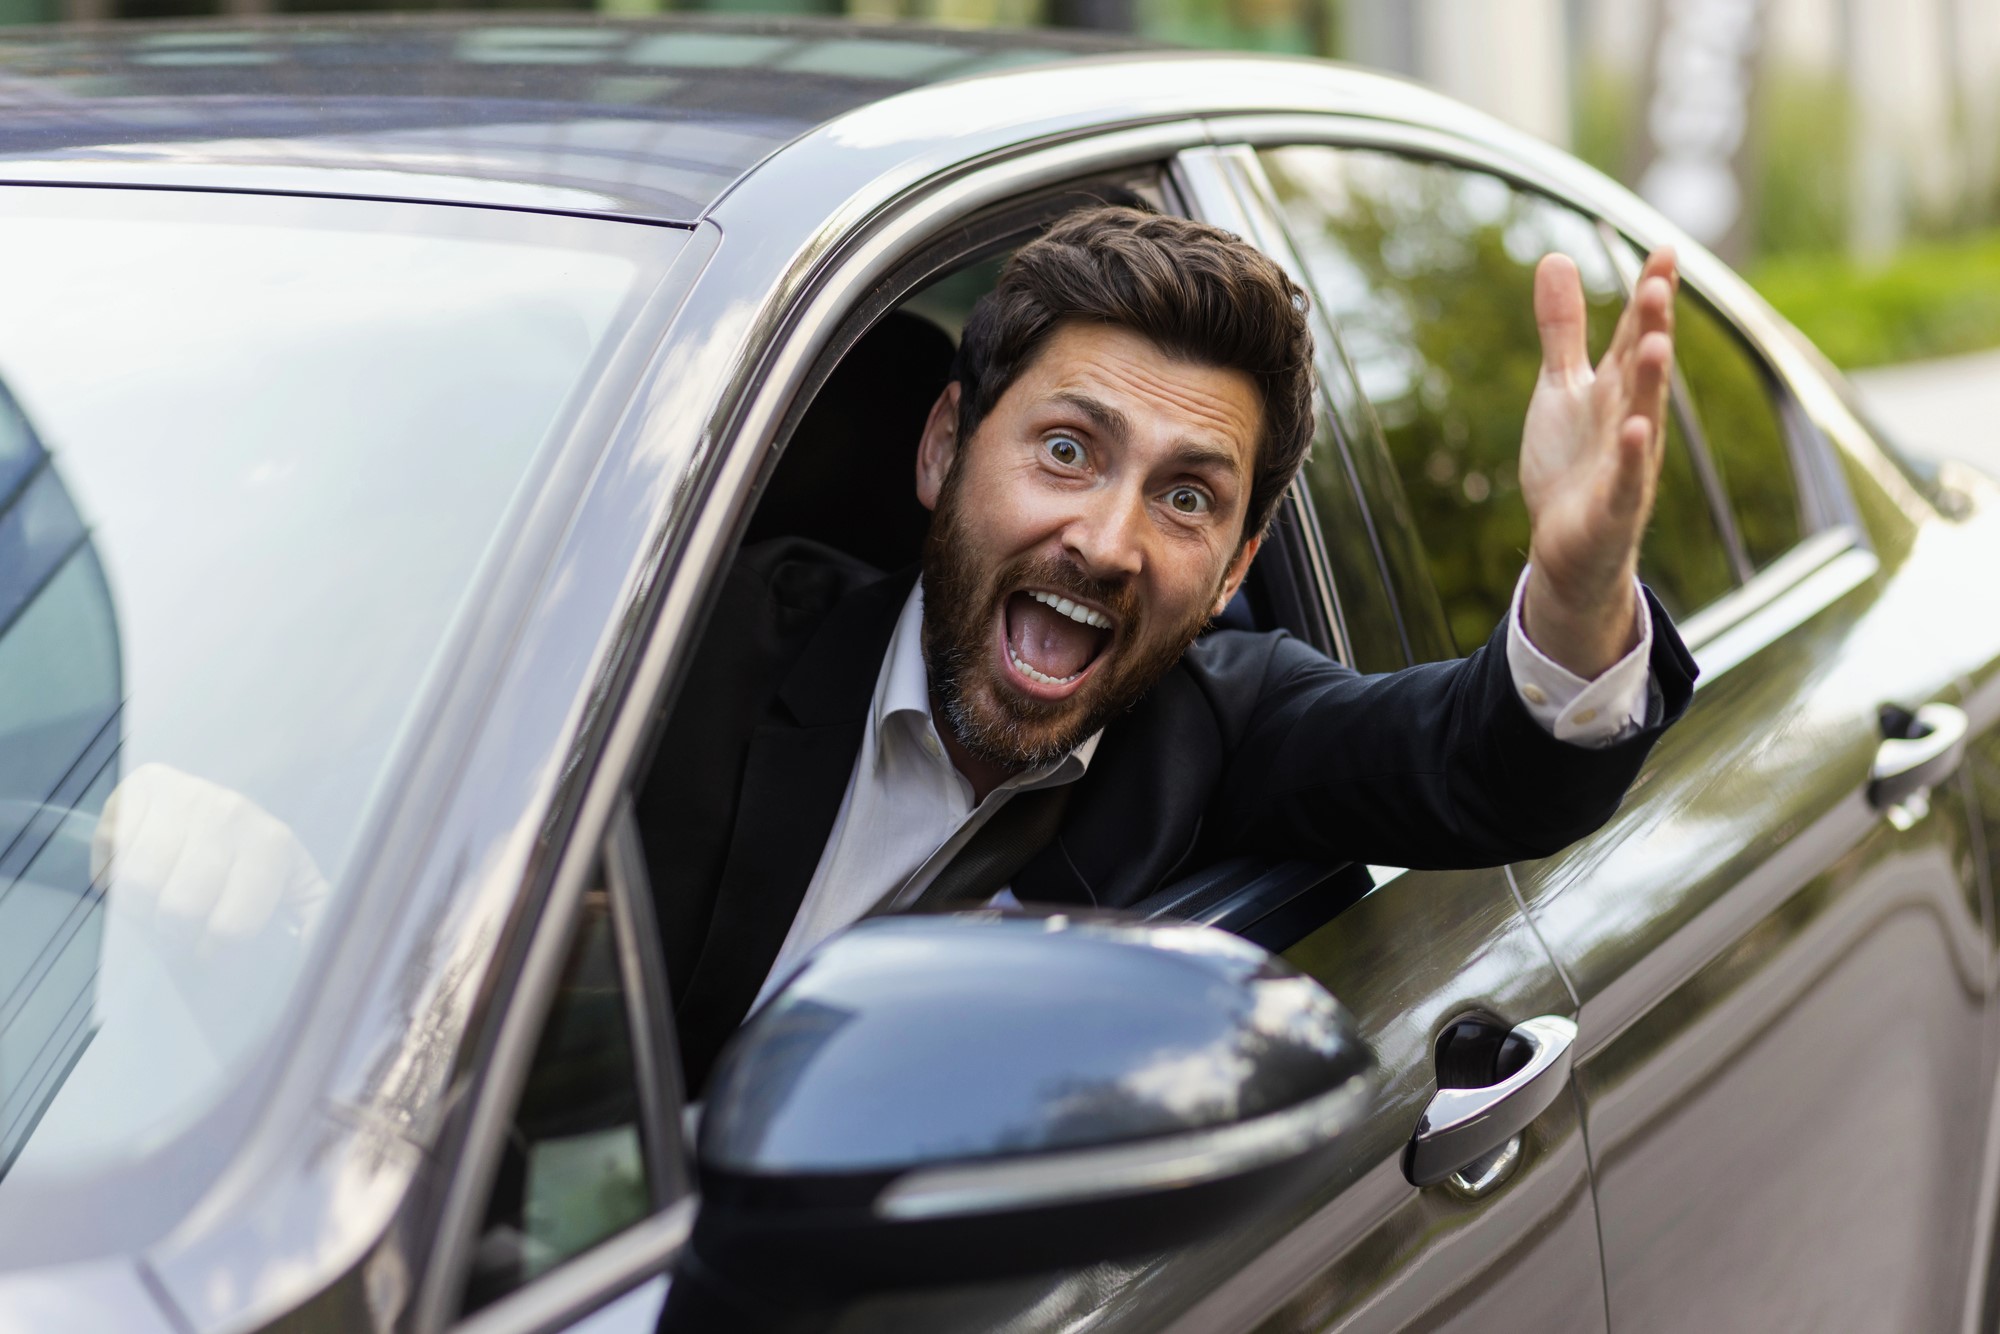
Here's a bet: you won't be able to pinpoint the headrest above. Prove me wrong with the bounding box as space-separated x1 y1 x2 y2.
744 310 955 574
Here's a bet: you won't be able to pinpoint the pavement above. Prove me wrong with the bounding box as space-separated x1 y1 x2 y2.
1849 347 2000 476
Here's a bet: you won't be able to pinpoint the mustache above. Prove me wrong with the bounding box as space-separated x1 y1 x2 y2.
1000 553 1139 629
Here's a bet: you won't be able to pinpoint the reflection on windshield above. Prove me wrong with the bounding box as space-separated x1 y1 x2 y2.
0 384 120 1178
0 189 671 1202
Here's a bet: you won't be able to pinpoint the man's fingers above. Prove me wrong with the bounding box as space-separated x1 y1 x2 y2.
1603 328 1673 516
1628 328 1673 433
1639 245 1679 297
1534 253 1590 382
1600 246 1678 375
1606 415 1656 521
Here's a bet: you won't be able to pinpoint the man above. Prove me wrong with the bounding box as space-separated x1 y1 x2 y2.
641 206 1696 1091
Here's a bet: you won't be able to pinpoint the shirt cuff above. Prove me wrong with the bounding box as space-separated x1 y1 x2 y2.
1504 566 1655 748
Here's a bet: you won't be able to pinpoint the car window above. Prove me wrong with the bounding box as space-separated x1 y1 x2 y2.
0 189 683 1242
1674 291 1807 569
463 882 654 1315
1259 145 1740 650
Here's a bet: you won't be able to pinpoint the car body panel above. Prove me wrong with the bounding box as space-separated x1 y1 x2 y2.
1218 868 1602 1334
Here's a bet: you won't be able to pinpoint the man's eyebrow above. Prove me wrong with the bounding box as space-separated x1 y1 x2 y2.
1169 439 1245 480
1049 389 1129 442
1049 389 1245 480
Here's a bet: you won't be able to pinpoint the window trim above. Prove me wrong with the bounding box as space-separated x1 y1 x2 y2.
604 795 690 1208
453 1198 697 1334
1202 113 1876 688
434 807 691 1334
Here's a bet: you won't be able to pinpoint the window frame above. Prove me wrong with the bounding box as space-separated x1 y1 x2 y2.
417 120 1243 1334
1201 113 1875 689
444 796 693 1334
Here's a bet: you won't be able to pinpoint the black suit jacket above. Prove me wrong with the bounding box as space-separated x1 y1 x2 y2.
638 538 1698 1090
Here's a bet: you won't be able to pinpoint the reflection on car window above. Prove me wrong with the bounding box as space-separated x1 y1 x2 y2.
1260 146 1740 650
0 189 677 1223
1675 293 1806 569
0 388 121 1180
465 885 650 1315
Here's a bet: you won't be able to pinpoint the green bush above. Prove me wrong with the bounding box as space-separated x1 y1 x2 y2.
1750 231 2000 368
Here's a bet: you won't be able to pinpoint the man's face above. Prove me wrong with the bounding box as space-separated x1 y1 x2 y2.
915 321 1264 770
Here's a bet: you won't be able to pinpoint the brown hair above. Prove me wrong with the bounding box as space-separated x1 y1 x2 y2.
951 205 1316 543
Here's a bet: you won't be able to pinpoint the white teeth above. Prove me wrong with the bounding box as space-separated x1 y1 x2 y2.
1027 589 1111 630
1010 645 1082 687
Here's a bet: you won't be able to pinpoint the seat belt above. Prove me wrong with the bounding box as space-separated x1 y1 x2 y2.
905 782 1074 912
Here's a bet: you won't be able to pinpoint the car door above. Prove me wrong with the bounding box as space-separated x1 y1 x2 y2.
1225 124 2000 1331
1119 146 1613 1334
1527 283 1999 1332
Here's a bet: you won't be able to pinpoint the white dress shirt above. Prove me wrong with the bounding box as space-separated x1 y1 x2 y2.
754 568 1654 1004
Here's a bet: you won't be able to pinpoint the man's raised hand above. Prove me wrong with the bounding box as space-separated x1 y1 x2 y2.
1517 246 1677 679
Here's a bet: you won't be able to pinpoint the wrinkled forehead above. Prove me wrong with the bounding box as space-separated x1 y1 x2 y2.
1015 322 1263 474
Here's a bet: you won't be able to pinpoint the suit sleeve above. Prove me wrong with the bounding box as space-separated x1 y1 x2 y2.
1198 588 1698 871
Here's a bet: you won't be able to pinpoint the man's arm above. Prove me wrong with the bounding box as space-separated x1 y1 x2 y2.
1201 247 1692 867
1195 596 1695 872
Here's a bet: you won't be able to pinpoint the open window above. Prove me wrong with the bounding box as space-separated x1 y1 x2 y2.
628 167 1380 1108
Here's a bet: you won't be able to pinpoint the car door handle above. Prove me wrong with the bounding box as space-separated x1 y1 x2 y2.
1403 1014 1576 1188
1870 702 1969 826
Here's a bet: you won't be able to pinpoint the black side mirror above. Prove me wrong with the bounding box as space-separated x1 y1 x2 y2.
682 912 1374 1314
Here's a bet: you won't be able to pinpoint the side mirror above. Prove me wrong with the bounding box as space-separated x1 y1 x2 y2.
685 912 1375 1307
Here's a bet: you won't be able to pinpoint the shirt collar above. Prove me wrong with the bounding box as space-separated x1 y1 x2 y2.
874 581 1101 784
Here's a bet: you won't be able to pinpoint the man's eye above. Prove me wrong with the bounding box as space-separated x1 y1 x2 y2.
1168 486 1211 515
1046 436 1084 467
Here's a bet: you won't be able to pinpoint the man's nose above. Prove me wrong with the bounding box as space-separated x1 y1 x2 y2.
1060 489 1146 581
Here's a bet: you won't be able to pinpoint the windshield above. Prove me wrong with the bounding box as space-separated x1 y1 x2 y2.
0 188 680 1219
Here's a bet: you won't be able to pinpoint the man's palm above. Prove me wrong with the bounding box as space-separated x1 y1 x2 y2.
1518 248 1677 676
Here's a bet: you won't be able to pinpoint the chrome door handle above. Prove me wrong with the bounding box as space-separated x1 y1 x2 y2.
1870 702 1968 828
1403 1014 1576 1188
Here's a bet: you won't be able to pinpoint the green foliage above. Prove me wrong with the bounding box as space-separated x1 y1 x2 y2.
1750 230 2000 368
1674 293 1804 565
1572 59 1639 183
1263 147 1774 652
1137 0 1326 55
1749 72 1852 260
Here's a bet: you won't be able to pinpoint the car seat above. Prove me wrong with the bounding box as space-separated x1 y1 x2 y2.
743 309 956 574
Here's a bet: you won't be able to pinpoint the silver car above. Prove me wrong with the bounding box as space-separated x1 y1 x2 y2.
3 15 1998 1334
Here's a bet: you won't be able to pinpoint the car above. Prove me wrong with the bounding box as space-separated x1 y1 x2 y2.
1 13 1998 1333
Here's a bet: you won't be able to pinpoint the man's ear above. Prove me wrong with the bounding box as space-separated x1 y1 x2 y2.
914 382 962 513
1213 533 1262 617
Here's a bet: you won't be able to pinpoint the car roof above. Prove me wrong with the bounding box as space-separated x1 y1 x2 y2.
0 14 1158 223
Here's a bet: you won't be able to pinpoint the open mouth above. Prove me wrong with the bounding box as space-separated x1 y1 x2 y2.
1000 588 1114 697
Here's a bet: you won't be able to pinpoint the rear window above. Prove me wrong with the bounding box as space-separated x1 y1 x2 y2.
0 188 679 1225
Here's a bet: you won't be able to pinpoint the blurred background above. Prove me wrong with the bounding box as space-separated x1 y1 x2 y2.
1 0 1993 429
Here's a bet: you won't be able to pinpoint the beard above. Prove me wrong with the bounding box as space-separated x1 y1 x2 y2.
919 469 1221 771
